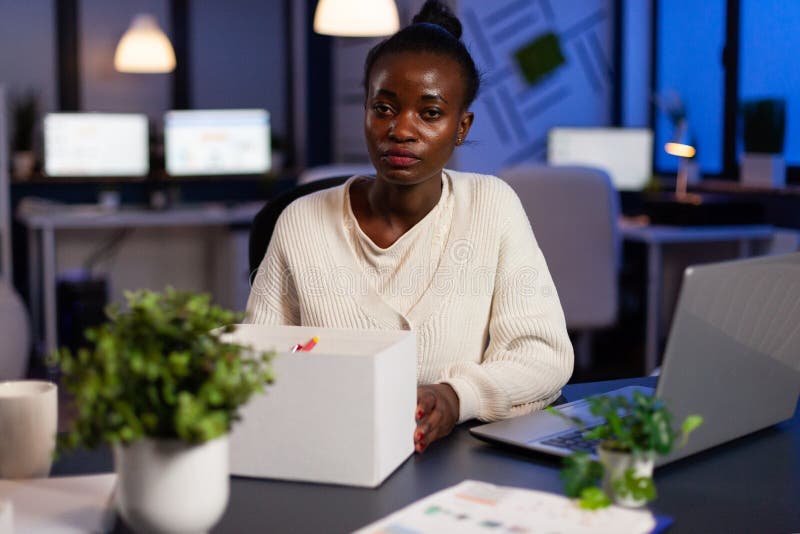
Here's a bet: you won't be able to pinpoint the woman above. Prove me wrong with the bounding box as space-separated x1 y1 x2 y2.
247 0 573 453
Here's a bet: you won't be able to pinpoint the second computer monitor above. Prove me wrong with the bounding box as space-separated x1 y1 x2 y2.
164 109 271 176
547 127 653 191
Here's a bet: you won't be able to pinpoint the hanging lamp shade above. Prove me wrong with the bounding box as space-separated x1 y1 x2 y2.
313 0 400 37
114 14 176 73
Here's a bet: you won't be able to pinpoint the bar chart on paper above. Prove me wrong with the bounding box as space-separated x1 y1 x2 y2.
356 480 660 534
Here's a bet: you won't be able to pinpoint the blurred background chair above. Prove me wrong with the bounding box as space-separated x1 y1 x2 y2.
500 165 621 371
296 163 375 185
0 280 31 379
249 176 349 276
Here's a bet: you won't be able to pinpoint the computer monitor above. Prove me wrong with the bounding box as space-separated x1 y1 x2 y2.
44 113 150 178
164 109 271 176
547 127 653 191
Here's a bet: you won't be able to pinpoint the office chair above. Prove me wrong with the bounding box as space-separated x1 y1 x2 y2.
249 176 350 276
296 163 375 185
0 280 30 379
499 165 621 370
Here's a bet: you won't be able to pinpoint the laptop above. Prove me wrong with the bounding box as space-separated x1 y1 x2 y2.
471 252 800 467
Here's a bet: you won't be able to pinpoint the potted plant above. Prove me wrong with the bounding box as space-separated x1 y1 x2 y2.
740 98 786 188
10 90 39 179
54 288 274 533
549 390 702 509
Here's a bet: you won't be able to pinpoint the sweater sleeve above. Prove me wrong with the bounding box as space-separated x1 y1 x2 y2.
441 187 574 423
245 212 301 326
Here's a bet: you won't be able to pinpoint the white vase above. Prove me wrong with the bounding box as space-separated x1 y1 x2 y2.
113 435 229 534
597 447 655 508
740 153 786 188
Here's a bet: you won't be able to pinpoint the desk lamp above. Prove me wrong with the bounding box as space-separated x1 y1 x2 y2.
314 0 399 37
664 119 700 202
114 14 176 73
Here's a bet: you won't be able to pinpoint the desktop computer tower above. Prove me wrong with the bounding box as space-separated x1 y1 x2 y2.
57 274 108 353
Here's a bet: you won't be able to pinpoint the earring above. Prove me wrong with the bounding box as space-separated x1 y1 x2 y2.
456 136 463 145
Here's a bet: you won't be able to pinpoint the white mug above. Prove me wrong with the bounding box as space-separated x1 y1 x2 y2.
0 381 58 479
0 499 12 534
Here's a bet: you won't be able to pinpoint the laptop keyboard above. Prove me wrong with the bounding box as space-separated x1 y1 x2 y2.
540 427 602 453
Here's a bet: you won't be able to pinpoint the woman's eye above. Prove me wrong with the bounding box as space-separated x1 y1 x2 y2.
423 109 442 120
373 104 392 115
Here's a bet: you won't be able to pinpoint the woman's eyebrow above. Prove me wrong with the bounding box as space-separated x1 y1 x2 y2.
421 93 447 104
374 89 398 99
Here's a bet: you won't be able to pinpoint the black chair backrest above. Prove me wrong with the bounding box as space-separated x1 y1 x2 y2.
248 176 350 277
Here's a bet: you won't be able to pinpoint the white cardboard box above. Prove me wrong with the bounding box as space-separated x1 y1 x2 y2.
225 324 417 488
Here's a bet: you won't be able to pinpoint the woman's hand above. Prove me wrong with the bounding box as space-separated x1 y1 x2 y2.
415 384 460 453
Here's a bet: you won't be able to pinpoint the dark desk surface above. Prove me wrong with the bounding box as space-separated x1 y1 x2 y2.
53 377 800 533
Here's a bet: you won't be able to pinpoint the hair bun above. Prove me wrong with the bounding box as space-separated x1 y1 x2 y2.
412 0 462 40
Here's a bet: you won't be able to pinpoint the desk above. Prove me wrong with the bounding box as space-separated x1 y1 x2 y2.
17 201 263 356
619 223 774 374
53 377 800 533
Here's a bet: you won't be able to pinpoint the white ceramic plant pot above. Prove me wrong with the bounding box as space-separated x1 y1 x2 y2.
0 499 12 534
113 435 229 534
597 446 655 508
740 153 786 188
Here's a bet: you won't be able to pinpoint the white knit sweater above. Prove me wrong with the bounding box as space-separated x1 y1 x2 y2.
246 170 574 422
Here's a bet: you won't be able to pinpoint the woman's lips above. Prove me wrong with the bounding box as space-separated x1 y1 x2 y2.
382 150 420 168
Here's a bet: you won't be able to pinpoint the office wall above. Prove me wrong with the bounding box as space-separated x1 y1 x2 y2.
456 0 615 175
0 1 57 112
190 0 288 138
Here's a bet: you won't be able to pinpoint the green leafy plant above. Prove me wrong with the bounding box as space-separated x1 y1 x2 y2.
10 90 39 152
52 288 274 450
741 98 786 154
560 451 603 498
612 468 657 503
549 391 702 509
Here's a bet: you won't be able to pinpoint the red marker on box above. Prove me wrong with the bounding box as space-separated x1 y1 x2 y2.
300 336 319 352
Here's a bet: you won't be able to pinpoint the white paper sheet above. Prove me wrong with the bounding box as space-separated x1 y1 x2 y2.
0 473 116 534
356 480 657 534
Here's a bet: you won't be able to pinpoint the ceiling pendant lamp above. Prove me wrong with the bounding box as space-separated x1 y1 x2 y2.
114 14 176 73
313 0 400 37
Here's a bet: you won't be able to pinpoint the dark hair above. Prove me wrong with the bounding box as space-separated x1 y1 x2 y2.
362 0 481 109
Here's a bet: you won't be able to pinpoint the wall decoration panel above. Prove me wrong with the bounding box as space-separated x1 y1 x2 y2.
457 0 614 175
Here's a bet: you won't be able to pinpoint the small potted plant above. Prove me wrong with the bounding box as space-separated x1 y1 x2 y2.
54 288 274 534
549 390 702 509
740 98 786 188
10 89 39 179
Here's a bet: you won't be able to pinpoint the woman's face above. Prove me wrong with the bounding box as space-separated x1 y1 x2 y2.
364 51 474 186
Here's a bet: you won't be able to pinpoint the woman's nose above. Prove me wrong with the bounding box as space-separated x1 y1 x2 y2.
389 112 417 142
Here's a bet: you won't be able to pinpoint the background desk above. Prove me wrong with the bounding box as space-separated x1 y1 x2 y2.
54 377 800 533
17 201 263 356
620 223 774 373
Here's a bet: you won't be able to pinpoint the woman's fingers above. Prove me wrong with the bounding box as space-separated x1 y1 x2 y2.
419 409 443 448
416 387 438 414
414 384 461 453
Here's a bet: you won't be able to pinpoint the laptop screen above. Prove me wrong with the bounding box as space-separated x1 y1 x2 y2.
547 128 653 191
